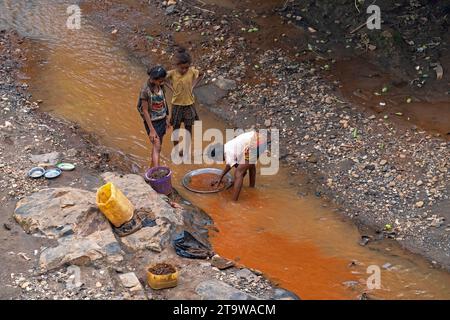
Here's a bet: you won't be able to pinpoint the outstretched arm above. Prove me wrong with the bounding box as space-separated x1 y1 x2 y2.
212 164 232 187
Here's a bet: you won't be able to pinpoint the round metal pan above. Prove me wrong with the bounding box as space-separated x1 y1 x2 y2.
182 168 233 194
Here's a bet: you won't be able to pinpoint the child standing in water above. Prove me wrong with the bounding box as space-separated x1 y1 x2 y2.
137 65 170 168
166 47 204 154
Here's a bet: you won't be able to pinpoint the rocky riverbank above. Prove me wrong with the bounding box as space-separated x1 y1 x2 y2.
80 0 449 269
0 29 297 300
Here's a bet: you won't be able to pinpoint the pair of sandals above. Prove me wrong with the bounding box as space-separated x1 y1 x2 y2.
113 208 156 237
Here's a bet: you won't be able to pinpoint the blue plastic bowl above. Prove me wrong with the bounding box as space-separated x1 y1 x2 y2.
28 167 45 179
44 168 62 179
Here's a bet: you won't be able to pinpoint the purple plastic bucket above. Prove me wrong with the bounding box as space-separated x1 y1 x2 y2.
144 166 173 195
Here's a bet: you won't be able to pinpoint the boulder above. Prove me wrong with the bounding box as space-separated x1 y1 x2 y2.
213 77 237 91
39 229 121 270
101 172 183 226
271 288 300 300
195 280 259 300
14 188 100 237
120 218 171 252
14 187 122 270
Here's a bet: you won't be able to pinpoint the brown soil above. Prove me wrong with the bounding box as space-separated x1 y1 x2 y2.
148 263 176 275
188 173 225 192
149 168 170 180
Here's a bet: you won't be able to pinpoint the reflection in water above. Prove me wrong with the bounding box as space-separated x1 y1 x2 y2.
2 0 450 299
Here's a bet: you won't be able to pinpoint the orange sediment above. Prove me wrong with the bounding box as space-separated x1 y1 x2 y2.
187 173 225 192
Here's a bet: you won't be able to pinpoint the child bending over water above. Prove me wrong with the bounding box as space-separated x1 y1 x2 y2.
137 65 170 168
211 131 268 201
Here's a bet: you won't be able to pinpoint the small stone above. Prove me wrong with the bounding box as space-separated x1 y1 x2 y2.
430 217 444 228
415 201 424 208
165 5 176 15
379 160 388 166
264 119 272 127
211 255 235 270
343 281 359 288
66 148 78 158
307 154 318 164
119 272 142 289
416 180 423 186
382 263 392 270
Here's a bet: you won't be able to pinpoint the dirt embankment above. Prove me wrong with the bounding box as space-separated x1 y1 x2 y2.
80 0 449 269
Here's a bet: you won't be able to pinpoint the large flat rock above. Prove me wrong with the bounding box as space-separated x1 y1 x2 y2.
14 188 101 238
39 229 121 270
195 280 259 300
14 187 122 271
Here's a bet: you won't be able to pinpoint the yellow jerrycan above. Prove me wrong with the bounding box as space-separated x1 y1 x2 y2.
96 183 134 227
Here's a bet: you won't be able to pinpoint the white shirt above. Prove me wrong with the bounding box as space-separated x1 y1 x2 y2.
224 131 257 166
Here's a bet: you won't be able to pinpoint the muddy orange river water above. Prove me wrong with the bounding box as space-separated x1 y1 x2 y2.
2 0 450 299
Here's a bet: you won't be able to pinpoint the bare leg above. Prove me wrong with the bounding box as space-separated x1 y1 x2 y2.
232 164 250 201
172 124 181 147
249 164 256 187
151 137 162 168
185 124 193 157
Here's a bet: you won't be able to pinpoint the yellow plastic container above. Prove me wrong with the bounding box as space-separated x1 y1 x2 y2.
96 183 134 227
147 265 179 290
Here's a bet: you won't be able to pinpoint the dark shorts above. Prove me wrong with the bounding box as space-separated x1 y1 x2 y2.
143 118 167 142
170 104 199 127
